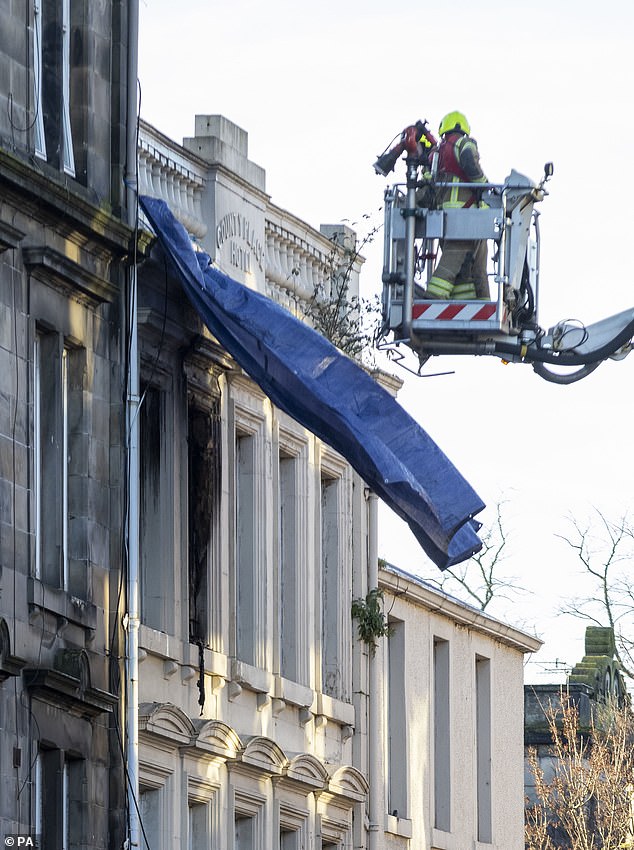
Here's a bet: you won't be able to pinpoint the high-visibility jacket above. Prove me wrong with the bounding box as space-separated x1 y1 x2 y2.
437 132 486 209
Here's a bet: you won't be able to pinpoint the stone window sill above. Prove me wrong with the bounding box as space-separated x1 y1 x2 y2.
385 814 412 838
28 578 96 632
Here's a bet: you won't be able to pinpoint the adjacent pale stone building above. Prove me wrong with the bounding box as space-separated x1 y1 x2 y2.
378 563 541 850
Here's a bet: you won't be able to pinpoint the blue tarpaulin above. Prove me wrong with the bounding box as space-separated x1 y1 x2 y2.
139 196 484 568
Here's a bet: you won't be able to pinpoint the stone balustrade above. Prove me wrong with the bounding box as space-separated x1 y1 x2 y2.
137 120 359 316
138 124 207 241
264 220 336 314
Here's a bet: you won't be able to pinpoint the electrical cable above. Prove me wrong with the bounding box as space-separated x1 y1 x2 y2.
111 690 154 850
550 319 589 352
6 6 41 138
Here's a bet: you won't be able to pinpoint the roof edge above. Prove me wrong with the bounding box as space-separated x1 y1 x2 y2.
379 564 543 654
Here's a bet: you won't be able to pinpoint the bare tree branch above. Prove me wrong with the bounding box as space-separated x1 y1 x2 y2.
526 692 634 850
299 217 382 363
557 509 634 681
426 499 528 613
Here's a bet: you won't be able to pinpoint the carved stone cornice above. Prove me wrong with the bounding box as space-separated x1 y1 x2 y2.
22 245 117 305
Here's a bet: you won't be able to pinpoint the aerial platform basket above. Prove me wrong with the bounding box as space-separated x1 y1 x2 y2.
380 168 541 352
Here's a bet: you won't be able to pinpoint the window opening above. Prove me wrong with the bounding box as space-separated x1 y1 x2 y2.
34 332 69 589
433 637 451 831
140 787 162 850
40 0 75 174
33 2 46 158
280 826 300 850
188 400 220 646
188 801 209 850
321 474 342 697
278 452 298 681
476 655 492 843
386 620 407 818
35 750 83 850
234 813 255 850
140 383 170 630
235 433 257 665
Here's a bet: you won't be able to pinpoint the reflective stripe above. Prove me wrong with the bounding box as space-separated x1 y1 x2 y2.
452 282 477 299
442 176 463 209
457 136 475 156
427 276 477 300
427 275 453 297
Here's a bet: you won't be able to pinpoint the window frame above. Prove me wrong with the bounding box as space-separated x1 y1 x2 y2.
433 636 451 832
319 452 352 701
231 401 267 670
475 654 492 844
60 0 75 176
34 749 85 850
34 330 70 589
276 427 309 686
34 0 75 175
33 1 47 159
385 618 408 819
139 377 176 633
187 396 222 647
232 786 266 850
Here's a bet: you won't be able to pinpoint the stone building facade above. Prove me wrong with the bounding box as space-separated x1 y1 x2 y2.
0 2 132 849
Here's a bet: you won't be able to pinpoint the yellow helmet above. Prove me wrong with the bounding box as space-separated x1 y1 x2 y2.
439 111 470 136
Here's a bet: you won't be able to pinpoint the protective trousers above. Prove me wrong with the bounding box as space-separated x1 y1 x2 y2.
427 239 490 300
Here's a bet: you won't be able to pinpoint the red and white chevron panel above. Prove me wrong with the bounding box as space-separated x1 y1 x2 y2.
412 302 499 321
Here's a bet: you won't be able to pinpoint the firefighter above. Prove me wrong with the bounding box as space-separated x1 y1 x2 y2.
426 111 490 300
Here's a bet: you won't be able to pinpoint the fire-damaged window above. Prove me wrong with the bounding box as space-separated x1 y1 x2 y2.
188 399 221 646
139 381 174 632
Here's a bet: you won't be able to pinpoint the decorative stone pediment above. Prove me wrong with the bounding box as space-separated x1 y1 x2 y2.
55 647 91 687
283 753 329 790
139 702 196 746
325 765 369 803
237 736 287 776
190 719 242 759
0 618 25 681
24 648 115 718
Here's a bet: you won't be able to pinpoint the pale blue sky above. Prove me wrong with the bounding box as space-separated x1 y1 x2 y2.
138 0 634 679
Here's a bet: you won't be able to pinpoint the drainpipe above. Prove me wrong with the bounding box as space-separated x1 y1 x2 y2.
367 491 381 850
125 1 140 848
